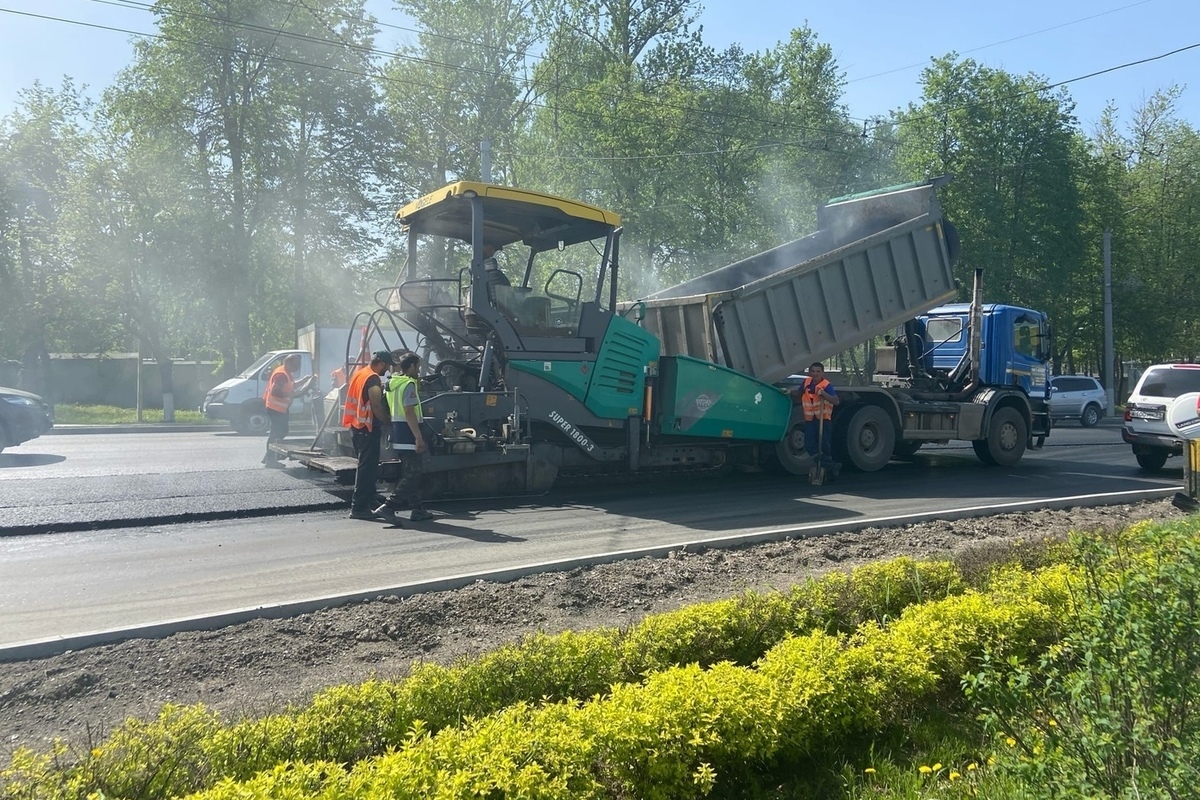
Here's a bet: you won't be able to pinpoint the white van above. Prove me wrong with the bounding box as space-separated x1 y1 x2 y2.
202 350 317 435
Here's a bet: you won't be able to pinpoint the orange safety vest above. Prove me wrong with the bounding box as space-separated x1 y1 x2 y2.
342 365 377 431
801 377 834 422
263 365 293 414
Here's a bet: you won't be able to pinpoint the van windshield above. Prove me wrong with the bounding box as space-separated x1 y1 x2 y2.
1138 367 1200 399
236 353 280 379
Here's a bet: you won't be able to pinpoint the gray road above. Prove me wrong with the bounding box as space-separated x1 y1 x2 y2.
0 422 1180 654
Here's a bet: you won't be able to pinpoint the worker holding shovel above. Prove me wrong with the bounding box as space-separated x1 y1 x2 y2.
799 362 840 483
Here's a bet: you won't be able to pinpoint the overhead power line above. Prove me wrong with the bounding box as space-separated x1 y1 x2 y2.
847 0 1159 84
1 4 1196 166
3 2 869 148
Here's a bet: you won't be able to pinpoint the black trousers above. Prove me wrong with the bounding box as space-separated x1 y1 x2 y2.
386 450 425 511
351 425 381 512
265 409 289 461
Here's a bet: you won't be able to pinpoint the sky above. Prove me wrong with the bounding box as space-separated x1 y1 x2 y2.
0 0 1196 131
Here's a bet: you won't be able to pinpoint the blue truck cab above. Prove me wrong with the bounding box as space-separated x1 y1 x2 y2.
916 303 1052 402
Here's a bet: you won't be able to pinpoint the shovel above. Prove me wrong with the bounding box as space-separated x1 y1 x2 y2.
809 414 827 486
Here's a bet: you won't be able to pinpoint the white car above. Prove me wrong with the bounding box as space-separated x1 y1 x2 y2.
1048 374 1106 427
1122 363 1200 471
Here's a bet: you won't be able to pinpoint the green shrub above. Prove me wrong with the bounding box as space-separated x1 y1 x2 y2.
0 556 975 800
183 565 1063 800
968 517 1200 799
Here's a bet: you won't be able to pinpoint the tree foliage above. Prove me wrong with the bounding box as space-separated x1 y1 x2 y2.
0 7 1197 387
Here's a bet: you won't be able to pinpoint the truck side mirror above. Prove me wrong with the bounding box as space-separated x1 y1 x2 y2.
1041 322 1054 361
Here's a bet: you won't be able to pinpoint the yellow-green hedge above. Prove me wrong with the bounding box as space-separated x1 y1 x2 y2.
2 558 963 800
182 565 1072 800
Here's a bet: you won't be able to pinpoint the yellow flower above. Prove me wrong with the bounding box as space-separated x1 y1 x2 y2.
919 765 933 774
864 767 876 774
932 763 943 771
968 762 978 771
1006 737 1016 747
987 756 996 766
949 771 961 781
1048 719 1058 727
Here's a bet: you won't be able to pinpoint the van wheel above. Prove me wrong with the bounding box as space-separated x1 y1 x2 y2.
844 405 895 472
974 407 1027 467
235 405 270 436
1136 450 1169 471
1080 404 1101 428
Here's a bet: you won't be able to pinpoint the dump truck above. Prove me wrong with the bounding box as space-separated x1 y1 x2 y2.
285 178 1052 496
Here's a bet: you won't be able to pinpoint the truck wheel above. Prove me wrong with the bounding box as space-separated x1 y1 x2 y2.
1080 404 1101 428
892 440 922 459
1135 449 1169 472
236 405 270 436
974 407 1027 467
844 405 895 472
773 410 814 476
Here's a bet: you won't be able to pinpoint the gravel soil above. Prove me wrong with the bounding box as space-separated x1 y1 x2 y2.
0 498 1186 755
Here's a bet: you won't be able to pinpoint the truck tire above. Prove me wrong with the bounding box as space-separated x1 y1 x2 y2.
972 407 1027 467
234 404 270 436
1080 404 1101 428
844 405 895 472
1135 449 1169 472
773 409 815 476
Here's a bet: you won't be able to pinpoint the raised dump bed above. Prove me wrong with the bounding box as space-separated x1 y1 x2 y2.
634 179 959 384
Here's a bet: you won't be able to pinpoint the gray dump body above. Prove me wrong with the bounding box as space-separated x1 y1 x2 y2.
635 180 959 384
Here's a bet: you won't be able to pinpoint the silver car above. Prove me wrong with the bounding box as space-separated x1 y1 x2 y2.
1049 375 1106 427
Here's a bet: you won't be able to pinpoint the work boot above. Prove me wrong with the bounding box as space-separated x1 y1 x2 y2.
350 507 400 523
373 502 398 516
409 508 434 522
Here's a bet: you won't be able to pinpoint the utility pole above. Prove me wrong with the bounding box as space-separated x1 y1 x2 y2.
481 139 492 183
1103 229 1115 415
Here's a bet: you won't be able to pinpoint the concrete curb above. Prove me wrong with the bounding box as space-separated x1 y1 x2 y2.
45 424 226 435
0 486 1176 661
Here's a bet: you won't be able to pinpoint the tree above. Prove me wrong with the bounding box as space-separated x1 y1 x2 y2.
1119 89 1200 362
893 56 1086 370
0 80 96 397
107 0 387 374
382 0 541 191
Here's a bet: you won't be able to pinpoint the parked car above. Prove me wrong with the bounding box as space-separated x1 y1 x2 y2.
0 386 54 454
1048 374 1106 427
1122 363 1200 471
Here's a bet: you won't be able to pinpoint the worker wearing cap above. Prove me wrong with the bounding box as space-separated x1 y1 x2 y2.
342 350 396 521
376 352 434 522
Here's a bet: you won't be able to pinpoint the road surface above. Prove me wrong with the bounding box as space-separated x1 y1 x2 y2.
0 423 1178 655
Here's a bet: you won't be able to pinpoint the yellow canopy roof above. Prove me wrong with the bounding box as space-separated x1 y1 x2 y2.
397 182 621 251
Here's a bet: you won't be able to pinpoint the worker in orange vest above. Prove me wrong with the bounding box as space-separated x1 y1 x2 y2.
262 353 313 467
343 350 398 521
796 361 840 476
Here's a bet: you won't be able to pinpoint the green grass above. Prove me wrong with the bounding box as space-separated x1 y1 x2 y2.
53 403 215 425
